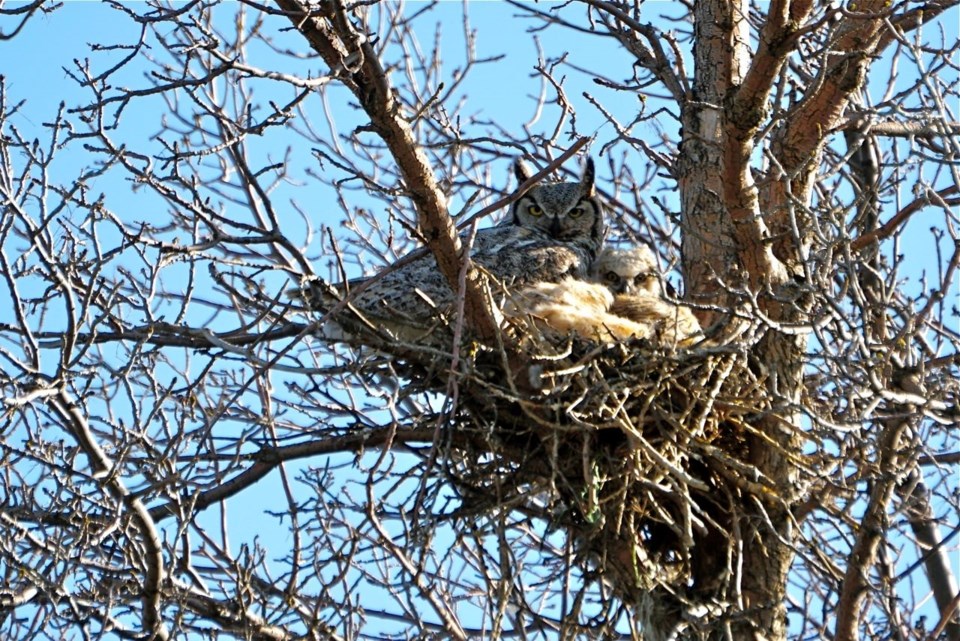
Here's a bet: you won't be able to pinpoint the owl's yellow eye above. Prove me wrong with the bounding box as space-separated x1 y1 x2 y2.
635 274 653 285
527 204 544 217
604 272 619 283
568 204 586 219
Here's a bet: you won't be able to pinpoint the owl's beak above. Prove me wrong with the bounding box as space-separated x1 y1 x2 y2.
549 216 562 238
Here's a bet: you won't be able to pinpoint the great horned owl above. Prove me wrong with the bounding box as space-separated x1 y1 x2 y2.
507 158 606 249
591 246 659 296
297 158 605 341
591 247 700 344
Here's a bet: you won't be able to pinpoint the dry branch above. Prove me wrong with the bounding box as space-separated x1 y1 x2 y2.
274 0 500 342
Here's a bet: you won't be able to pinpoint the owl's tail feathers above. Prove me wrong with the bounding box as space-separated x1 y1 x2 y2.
287 277 451 346
286 276 385 343
285 276 343 311
285 277 353 341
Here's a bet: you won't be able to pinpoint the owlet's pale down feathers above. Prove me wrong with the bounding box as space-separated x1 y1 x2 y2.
507 246 702 346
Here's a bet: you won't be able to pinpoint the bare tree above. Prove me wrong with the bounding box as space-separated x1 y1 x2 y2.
1 1 957 640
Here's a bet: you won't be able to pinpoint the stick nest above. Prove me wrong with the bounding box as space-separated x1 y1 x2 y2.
403 325 770 602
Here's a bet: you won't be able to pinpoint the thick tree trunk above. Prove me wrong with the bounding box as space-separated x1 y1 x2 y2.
668 1 812 638
665 0 905 637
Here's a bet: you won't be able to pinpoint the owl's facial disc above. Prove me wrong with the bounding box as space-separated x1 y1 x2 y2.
606 274 628 294
548 199 594 240
548 215 562 238
568 202 587 219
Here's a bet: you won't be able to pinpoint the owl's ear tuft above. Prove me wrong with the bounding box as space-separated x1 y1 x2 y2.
513 158 533 186
580 157 596 196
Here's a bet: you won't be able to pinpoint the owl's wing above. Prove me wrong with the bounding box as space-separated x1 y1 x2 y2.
293 224 592 342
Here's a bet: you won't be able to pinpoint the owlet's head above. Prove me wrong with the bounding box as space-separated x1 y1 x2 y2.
510 157 605 254
591 246 661 296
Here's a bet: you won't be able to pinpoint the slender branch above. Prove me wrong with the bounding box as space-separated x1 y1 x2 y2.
580 0 686 102
0 0 46 40
834 419 909 641
880 0 960 50
836 115 960 138
149 426 438 522
898 474 960 641
48 388 170 641
852 185 959 251
365 484 469 640
929 595 960 641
